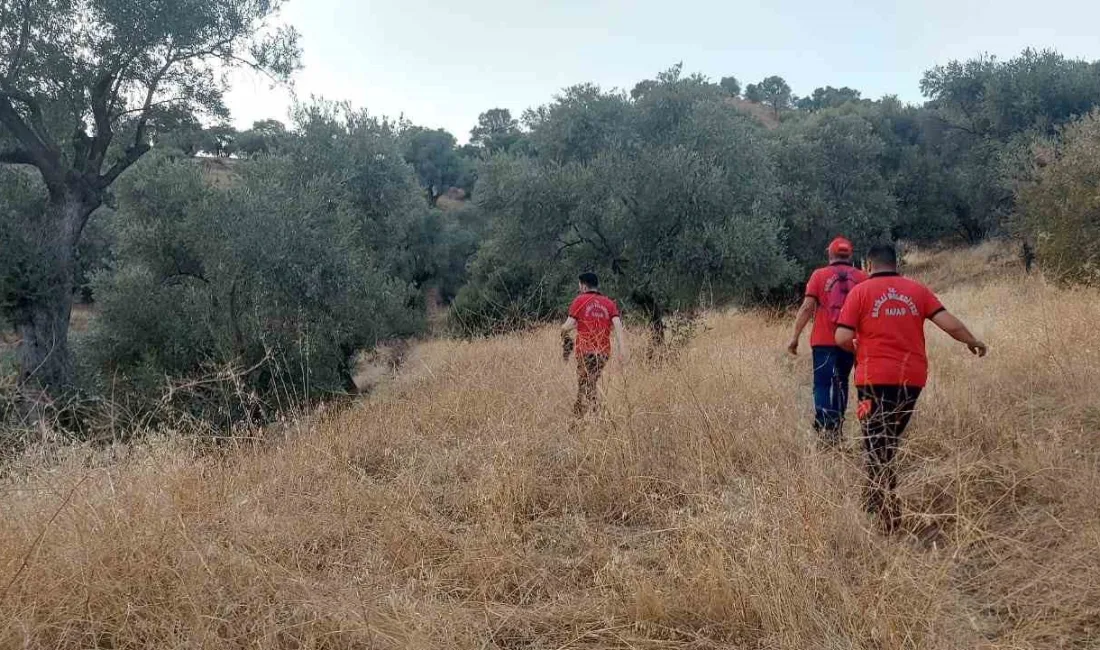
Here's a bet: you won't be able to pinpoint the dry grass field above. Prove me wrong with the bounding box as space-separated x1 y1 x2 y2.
2 244 1099 649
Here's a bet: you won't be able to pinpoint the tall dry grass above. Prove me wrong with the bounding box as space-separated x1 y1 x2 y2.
2 245 1099 649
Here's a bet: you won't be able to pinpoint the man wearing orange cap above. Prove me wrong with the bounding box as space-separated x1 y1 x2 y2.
787 236 867 444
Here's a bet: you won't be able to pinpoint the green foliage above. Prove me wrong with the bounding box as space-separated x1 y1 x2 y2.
455 75 793 334
451 237 566 336
81 150 422 418
285 103 424 272
0 0 302 394
202 124 239 157
796 86 862 112
0 166 113 315
469 108 525 154
0 166 49 319
719 76 741 97
1017 110 1100 284
399 126 471 204
78 105 433 419
523 84 631 163
917 49 1100 241
775 110 898 270
745 76 792 117
922 49 1100 139
404 203 488 302
0 0 300 167
235 119 289 157
631 65 724 144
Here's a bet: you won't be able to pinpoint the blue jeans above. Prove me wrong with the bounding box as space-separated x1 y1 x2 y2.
812 346 855 433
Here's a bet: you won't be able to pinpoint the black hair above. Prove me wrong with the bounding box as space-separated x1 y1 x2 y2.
578 272 599 289
867 243 898 267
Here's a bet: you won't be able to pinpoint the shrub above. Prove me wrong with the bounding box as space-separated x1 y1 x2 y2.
79 151 422 425
1017 110 1100 284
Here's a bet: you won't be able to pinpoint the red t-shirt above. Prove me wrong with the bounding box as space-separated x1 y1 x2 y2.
805 263 868 347
568 291 620 357
836 273 946 388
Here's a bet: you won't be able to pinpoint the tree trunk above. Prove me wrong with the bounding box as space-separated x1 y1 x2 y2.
631 291 665 360
14 190 97 398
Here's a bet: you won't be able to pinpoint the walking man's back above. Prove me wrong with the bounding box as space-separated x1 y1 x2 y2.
787 236 867 443
834 243 987 532
561 273 627 417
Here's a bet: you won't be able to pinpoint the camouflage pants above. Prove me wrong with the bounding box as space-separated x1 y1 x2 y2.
574 353 609 417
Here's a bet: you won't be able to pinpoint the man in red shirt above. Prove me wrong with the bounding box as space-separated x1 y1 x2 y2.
835 243 987 532
787 236 868 443
561 272 627 417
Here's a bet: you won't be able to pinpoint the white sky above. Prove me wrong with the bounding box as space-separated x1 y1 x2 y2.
224 0 1100 142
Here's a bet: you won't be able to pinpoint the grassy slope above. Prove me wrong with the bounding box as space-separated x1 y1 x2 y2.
3 244 1099 649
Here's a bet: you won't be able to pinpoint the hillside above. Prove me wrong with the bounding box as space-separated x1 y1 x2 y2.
728 97 782 129
3 244 1099 649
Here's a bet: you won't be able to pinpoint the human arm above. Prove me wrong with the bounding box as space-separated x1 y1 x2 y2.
612 317 628 362
931 311 987 357
787 296 817 355
834 325 856 353
561 317 577 334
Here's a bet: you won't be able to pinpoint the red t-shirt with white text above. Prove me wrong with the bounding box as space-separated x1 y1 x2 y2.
805 263 868 347
836 273 945 387
568 292 620 357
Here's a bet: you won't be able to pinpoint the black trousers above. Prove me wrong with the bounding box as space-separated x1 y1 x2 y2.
856 385 922 530
574 353 609 417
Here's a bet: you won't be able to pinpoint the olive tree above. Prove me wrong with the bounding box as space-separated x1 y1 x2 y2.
0 0 300 397
83 149 423 416
774 110 898 272
457 78 793 338
1017 110 1100 284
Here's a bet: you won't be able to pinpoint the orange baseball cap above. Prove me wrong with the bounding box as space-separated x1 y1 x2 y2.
828 237 853 257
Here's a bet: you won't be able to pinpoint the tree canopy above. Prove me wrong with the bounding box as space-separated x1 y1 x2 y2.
7 30 1100 427
0 0 300 395
469 108 524 154
745 76 793 118
719 76 741 97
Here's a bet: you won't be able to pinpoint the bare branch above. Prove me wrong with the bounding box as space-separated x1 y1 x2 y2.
221 53 283 85
130 55 177 149
930 112 979 137
100 37 241 183
0 86 51 152
106 49 143 117
110 96 188 121
0 95 61 185
98 142 150 188
83 73 115 173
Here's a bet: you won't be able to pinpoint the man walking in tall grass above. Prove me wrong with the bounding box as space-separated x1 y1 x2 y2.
788 237 867 444
835 244 987 532
562 273 627 417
